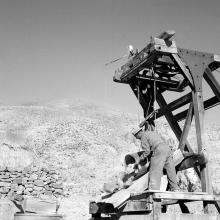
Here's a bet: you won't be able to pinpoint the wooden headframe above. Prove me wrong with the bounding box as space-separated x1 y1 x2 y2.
113 30 220 196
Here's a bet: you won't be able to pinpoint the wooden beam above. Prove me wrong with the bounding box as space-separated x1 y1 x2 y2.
192 91 212 212
156 92 194 153
153 198 161 220
157 30 176 41
175 96 220 122
153 191 220 202
136 76 179 89
155 93 192 120
204 67 220 101
178 102 193 151
171 53 194 89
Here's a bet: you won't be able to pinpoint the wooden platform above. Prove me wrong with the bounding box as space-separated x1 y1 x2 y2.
89 191 220 220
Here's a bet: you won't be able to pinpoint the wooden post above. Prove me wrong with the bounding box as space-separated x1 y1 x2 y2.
192 91 212 212
152 198 161 220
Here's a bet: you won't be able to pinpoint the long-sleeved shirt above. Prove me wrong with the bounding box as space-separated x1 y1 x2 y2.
140 131 165 157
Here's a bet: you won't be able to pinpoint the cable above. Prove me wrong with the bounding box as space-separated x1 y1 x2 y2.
137 84 140 123
151 67 157 131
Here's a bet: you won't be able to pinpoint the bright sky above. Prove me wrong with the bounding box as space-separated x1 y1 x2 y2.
0 0 220 124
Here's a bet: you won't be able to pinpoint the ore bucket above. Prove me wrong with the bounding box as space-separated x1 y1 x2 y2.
14 213 63 220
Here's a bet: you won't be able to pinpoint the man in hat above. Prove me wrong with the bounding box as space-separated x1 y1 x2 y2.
132 124 179 191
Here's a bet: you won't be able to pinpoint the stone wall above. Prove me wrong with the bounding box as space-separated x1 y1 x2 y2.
0 165 64 201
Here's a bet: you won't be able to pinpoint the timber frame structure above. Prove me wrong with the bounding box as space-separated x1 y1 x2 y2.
89 31 220 220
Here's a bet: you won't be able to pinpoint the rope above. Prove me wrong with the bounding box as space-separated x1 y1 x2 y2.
137 84 140 123
151 67 157 131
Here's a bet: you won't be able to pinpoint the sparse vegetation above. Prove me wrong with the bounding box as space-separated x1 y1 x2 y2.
0 99 220 219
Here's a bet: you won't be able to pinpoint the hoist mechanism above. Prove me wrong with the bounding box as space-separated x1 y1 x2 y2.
89 30 220 220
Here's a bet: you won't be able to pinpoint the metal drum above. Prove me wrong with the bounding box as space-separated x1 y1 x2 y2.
14 213 63 220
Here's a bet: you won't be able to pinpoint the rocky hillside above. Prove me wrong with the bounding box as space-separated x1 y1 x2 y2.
0 99 220 219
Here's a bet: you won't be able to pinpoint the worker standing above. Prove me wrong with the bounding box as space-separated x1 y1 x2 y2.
132 123 179 191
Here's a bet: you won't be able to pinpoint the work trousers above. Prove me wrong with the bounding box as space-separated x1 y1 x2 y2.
148 144 178 191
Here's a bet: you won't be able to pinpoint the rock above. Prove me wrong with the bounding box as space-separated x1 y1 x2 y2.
0 174 10 179
0 182 11 187
18 185 25 191
30 174 38 180
14 194 24 202
40 175 48 181
10 183 19 191
22 177 28 185
54 189 63 195
26 182 34 187
32 167 39 172
14 178 22 185
44 191 53 196
33 186 44 191
0 187 10 194
34 179 45 186
16 190 23 195
23 189 31 195
0 178 11 183
50 183 63 189
51 174 59 180
44 185 52 191
0 166 6 172
0 199 19 220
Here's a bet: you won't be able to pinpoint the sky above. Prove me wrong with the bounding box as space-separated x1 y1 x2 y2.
0 0 220 124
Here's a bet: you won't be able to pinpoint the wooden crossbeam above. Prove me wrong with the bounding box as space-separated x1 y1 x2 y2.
156 92 194 153
153 92 192 120
175 96 220 122
153 192 220 202
136 75 179 89
178 102 193 151
171 53 194 89
130 190 220 202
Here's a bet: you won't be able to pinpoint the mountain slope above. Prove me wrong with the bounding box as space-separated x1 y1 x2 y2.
0 100 220 219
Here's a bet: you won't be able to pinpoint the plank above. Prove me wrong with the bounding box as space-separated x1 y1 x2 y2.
153 192 220 202
175 96 220 122
157 30 176 41
102 174 168 208
118 213 220 220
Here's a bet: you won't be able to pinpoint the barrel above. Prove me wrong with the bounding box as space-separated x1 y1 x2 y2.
14 213 63 220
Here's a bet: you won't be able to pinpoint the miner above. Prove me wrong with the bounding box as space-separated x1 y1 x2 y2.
132 123 179 191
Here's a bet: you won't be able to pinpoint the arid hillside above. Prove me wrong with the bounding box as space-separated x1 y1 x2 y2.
0 100 220 219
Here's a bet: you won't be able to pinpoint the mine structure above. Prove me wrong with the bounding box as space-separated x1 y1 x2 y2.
89 30 220 220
